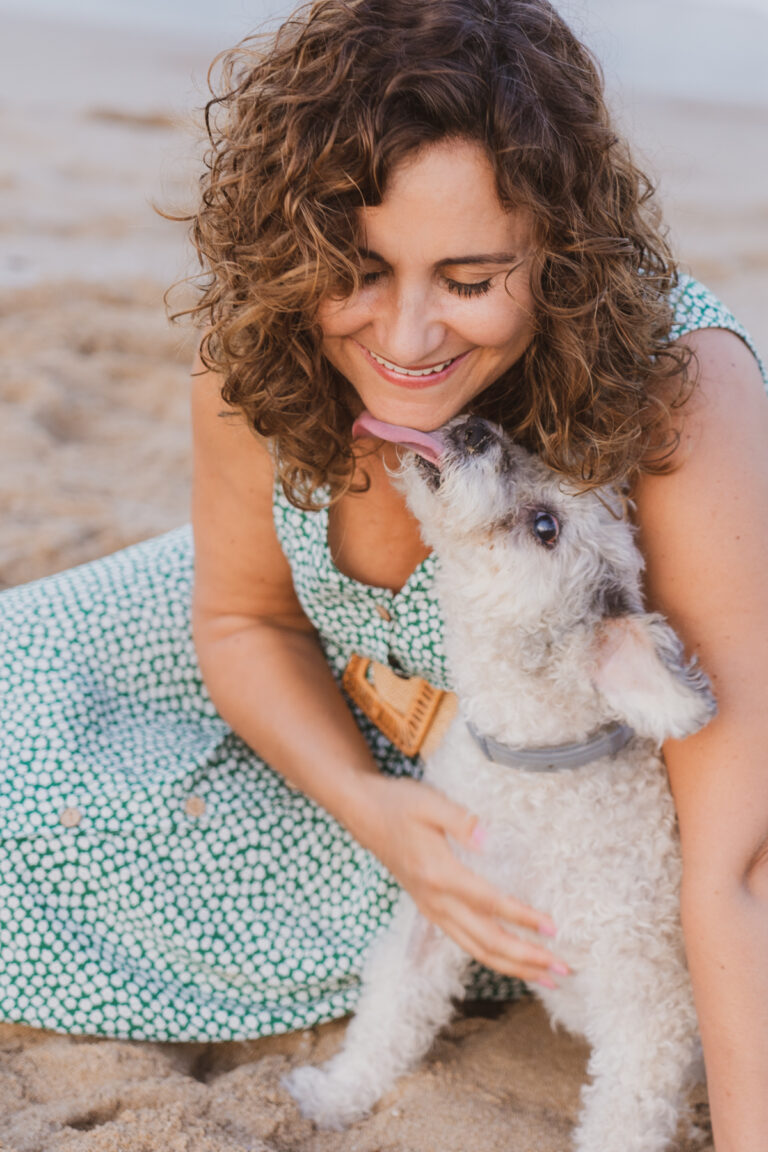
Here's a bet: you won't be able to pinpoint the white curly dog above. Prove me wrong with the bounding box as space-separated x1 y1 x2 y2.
284 414 716 1152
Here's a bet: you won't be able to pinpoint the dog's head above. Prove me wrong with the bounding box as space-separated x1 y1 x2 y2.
400 414 642 625
399 415 716 743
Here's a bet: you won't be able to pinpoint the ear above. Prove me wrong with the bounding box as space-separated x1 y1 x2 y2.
591 613 717 744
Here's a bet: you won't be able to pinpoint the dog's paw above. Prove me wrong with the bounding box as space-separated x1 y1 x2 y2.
282 1064 371 1130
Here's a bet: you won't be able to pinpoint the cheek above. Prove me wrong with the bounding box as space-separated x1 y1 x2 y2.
449 294 535 351
316 295 368 339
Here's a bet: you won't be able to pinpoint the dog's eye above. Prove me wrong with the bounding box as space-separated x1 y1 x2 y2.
532 511 560 547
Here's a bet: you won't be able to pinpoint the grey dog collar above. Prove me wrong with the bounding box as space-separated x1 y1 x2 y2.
466 720 635 772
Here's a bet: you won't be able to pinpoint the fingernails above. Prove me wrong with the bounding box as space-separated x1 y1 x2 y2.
538 975 557 990
470 822 488 849
537 919 557 937
549 961 570 977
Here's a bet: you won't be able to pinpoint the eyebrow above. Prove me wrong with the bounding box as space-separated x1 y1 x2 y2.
359 247 521 268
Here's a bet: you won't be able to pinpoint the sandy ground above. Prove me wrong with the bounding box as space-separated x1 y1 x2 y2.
1 7 767 1151
0 1002 712 1152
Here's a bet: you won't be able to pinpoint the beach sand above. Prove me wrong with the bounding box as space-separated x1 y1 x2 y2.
1 7 767 1150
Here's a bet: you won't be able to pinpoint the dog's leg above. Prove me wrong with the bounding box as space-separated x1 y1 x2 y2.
572 958 701 1152
283 892 469 1130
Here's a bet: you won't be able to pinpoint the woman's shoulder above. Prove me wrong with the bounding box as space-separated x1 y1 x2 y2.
666 274 767 389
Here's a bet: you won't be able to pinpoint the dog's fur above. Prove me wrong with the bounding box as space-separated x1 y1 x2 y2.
284 416 716 1151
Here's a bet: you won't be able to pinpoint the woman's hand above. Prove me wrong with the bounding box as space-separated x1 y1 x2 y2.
349 771 569 987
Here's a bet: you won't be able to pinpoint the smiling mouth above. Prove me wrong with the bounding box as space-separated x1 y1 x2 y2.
364 347 460 377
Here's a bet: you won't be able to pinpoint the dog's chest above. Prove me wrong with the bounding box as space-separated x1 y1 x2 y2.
425 726 682 935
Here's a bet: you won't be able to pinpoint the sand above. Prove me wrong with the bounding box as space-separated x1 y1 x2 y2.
1 6 767 1150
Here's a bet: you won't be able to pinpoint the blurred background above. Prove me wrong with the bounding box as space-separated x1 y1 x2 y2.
0 0 766 586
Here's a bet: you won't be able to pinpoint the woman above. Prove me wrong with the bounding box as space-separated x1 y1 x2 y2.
0 1 766 1147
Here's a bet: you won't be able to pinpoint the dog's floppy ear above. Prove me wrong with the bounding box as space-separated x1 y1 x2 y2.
591 614 717 744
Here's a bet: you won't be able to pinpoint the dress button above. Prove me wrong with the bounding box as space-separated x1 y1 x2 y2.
59 806 82 828
375 604 392 622
184 796 206 818
387 652 409 678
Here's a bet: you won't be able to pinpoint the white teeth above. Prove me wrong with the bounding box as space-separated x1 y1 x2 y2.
369 349 455 376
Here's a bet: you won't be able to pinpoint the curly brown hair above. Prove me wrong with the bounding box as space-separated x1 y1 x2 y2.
177 0 692 508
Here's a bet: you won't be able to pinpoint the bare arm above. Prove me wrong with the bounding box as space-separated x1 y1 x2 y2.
191 357 378 824
190 350 564 982
635 328 768 1151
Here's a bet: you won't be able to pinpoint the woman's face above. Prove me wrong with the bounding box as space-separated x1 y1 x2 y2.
317 137 537 432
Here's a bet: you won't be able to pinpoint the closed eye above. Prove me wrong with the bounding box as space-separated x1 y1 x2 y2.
360 268 493 297
445 278 492 298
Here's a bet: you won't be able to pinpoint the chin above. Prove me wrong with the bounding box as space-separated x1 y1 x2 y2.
362 392 469 432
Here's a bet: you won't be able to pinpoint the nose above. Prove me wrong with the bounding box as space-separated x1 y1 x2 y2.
371 281 447 367
453 416 495 455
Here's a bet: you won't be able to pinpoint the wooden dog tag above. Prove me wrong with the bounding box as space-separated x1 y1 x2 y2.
342 653 457 758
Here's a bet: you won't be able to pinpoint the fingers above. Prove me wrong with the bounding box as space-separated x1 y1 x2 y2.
416 787 558 936
420 786 485 852
384 779 569 982
412 830 568 980
433 838 557 939
436 899 568 984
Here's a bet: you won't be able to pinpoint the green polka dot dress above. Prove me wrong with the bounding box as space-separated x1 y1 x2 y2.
0 277 764 1042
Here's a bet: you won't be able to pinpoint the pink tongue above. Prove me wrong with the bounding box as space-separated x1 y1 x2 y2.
352 412 445 464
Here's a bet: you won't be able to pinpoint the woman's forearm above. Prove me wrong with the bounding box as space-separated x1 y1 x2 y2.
193 614 384 838
682 877 768 1151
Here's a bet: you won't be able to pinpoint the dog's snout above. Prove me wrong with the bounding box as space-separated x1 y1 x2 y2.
454 417 495 456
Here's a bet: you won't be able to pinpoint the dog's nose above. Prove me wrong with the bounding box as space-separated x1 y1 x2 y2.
455 417 494 455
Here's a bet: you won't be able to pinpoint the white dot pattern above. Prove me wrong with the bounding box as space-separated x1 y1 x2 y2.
0 278 763 1041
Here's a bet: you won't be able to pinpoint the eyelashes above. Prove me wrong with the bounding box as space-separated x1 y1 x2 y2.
447 279 492 298
360 270 493 298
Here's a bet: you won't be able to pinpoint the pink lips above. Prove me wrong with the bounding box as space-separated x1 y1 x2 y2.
354 340 471 389
352 412 445 464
